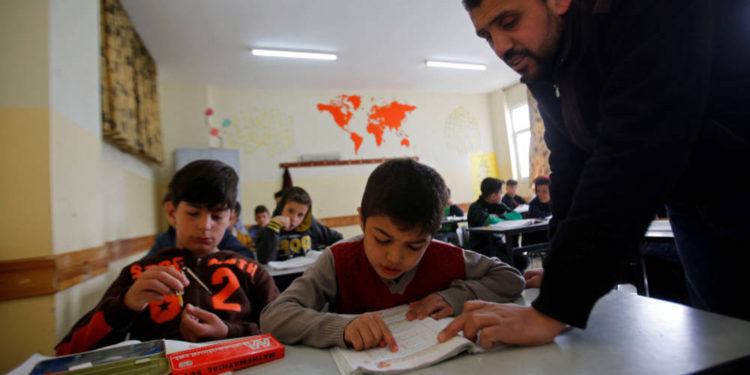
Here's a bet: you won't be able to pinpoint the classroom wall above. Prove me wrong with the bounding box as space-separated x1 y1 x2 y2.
0 1 160 371
158 84 505 237
0 1 55 369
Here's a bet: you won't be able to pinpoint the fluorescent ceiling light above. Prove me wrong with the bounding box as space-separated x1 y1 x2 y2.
251 49 337 61
425 60 486 71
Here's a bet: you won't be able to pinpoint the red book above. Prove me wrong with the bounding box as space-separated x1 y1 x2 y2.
167 334 284 375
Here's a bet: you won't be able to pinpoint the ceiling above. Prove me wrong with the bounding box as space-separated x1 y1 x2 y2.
121 0 520 94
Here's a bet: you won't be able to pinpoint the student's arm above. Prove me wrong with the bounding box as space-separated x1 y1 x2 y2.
237 263 280 337
218 229 255 259
312 220 344 248
260 249 353 348
55 268 143 355
435 250 525 314
483 215 504 225
255 223 282 264
528 199 549 219
450 205 464 217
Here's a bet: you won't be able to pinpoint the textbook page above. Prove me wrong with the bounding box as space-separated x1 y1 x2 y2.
330 304 484 374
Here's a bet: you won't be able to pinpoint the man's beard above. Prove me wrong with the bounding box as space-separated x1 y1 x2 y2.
504 10 564 80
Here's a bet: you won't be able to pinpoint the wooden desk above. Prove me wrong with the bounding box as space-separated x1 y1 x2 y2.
239 289 750 374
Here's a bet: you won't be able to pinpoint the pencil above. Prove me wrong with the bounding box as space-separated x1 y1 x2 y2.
182 266 213 295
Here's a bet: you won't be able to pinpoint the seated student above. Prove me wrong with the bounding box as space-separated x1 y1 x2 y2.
523 177 552 249
230 201 254 250
145 194 254 259
255 187 343 264
528 177 551 219
248 204 270 243
434 188 464 246
56 160 279 355
467 178 524 267
501 179 528 210
260 159 524 350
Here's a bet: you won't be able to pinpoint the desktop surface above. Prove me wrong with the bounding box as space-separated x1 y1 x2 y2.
237 289 750 374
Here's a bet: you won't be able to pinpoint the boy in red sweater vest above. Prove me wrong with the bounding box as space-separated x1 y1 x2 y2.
260 159 524 351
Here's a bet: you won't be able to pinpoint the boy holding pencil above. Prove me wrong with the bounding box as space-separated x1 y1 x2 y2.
260 159 524 351
56 160 279 355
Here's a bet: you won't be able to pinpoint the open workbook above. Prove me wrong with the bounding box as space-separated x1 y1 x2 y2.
330 304 493 374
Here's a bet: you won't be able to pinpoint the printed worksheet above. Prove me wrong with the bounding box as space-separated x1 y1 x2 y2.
330 305 484 374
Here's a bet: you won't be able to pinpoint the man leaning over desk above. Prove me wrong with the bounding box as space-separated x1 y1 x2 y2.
439 0 750 348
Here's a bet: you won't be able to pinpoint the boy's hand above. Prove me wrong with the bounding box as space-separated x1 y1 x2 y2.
344 313 398 352
271 216 291 231
124 266 189 312
179 304 229 342
523 268 544 288
406 294 454 321
437 301 565 348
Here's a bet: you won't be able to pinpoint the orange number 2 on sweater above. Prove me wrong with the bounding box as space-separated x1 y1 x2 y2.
211 267 241 312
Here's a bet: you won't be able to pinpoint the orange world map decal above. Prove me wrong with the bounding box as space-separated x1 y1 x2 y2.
317 95 416 154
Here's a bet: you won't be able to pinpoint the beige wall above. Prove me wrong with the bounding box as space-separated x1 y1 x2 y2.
0 0 49 108
0 108 53 260
0 1 160 371
159 84 501 229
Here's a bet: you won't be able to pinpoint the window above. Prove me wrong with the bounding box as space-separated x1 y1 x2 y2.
509 104 531 179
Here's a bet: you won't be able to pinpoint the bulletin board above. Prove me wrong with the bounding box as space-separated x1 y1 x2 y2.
469 152 499 198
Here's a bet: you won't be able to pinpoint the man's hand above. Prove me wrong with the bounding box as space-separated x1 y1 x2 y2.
179 304 229 342
344 313 398 352
124 266 189 311
406 293 454 321
523 268 544 289
437 301 565 348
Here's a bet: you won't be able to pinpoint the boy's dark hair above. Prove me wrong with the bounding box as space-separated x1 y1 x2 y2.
534 176 551 187
462 0 544 11
480 177 504 198
361 158 448 235
234 201 242 216
254 205 269 214
462 0 482 11
281 187 312 207
506 179 518 187
169 160 238 210
274 188 290 199
162 192 173 205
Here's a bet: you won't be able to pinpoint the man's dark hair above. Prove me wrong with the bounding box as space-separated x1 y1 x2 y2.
462 0 482 11
281 187 312 207
506 179 518 187
361 158 448 235
480 177 504 198
254 204 269 214
534 176 551 187
168 159 238 210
